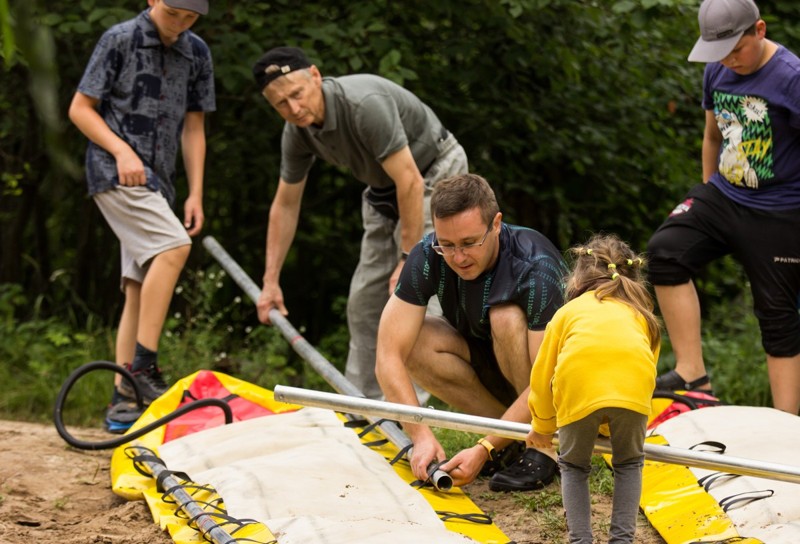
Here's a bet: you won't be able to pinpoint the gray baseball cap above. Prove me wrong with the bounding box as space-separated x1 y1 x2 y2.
688 0 760 63
163 0 208 15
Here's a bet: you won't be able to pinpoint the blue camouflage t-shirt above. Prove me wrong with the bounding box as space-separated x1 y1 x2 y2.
77 9 215 206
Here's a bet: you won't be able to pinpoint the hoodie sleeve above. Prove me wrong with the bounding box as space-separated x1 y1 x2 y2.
528 314 562 435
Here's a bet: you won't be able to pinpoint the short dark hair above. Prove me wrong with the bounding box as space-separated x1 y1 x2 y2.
430 173 499 226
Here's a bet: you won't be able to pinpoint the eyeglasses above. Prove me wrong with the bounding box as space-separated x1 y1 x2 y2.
432 225 493 256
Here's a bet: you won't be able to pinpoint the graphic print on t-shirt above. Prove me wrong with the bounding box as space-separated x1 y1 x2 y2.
713 91 774 189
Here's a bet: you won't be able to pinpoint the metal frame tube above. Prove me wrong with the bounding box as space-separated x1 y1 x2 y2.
131 446 237 544
202 236 451 490
274 385 800 486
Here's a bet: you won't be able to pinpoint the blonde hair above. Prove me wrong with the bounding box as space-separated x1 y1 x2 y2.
565 233 661 350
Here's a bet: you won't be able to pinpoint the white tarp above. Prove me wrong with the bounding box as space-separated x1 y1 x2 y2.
158 407 476 544
651 405 800 543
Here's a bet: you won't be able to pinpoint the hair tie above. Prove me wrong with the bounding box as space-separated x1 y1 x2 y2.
626 259 633 266
637 257 643 266
586 248 593 255
607 263 616 270
611 272 619 280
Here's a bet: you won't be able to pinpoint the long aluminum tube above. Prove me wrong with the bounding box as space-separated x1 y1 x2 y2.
202 236 452 490
131 445 237 543
274 385 800 486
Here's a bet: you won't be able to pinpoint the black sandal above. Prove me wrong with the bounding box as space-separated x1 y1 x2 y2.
655 369 712 393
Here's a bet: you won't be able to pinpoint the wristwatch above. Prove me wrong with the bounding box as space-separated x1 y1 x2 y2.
476 437 498 462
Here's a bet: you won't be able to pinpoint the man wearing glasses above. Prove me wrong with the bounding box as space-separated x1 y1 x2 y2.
376 173 567 492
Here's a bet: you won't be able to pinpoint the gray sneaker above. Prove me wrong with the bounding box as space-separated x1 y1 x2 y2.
104 398 142 434
118 364 169 405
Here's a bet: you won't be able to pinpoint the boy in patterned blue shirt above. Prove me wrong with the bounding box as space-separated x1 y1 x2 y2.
68 0 215 432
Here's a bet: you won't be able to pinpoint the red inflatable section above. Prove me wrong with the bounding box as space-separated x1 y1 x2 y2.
163 370 281 443
647 391 721 430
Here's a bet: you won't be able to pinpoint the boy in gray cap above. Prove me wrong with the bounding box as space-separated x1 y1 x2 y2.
647 0 800 415
69 0 215 431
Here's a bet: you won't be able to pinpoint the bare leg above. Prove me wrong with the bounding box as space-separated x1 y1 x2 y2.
114 279 140 388
406 316 507 418
767 354 800 415
489 304 532 394
136 245 190 350
655 282 712 389
489 304 558 461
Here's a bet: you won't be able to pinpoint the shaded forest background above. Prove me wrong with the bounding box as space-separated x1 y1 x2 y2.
2 0 799 418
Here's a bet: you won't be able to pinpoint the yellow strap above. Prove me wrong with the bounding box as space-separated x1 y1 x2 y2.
476 438 496 460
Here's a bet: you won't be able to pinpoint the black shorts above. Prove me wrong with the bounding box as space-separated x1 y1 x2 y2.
466 337 519 407
647 183 800 356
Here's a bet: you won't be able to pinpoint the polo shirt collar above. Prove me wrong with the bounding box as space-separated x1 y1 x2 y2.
311 78 338 132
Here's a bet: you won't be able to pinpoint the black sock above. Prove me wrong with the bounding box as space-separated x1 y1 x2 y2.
130 342 158 372
110 387 129 404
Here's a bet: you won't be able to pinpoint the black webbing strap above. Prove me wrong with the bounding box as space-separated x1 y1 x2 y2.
719 489 775 512
697 471 741 491
436 510 494 525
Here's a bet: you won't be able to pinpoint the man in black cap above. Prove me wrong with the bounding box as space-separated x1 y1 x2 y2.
648 0 800 415
252 47 468 400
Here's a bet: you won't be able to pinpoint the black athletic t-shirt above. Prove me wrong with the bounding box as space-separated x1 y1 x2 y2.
395 223 567 341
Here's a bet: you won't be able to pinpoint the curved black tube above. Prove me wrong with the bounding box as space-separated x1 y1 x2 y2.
53 360 233 450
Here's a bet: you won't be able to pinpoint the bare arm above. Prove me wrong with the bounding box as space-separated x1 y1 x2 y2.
701 109 722 183
375 295 444 479
380 146 425 291
441 328 546 486
257 178 306 324
181 111 206 236
68 91 146 186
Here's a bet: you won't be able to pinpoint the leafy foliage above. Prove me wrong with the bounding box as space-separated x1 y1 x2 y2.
0 0 796 420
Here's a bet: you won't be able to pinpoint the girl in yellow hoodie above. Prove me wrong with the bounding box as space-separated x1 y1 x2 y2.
527 233 660 544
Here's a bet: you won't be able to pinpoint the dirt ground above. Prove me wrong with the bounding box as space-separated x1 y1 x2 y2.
0 419 666 544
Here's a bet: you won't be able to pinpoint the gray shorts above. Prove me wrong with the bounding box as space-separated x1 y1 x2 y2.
94 186 191 289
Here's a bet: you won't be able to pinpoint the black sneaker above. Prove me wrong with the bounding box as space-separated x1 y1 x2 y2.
118 364 169 405
479 440 526 477
104 398 142 434
488 448 558 492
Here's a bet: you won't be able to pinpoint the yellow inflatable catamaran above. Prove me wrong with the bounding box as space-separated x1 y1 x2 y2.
111 370 510 544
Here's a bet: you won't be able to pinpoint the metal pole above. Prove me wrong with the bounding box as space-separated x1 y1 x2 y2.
274 385 800 486
201 236 452 490
131 445 238 544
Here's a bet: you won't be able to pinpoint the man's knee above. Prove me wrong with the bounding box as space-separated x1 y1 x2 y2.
406 316 465 378
488 304 526 339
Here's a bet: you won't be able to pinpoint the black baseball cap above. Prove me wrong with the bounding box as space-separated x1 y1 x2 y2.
253 47 312 91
